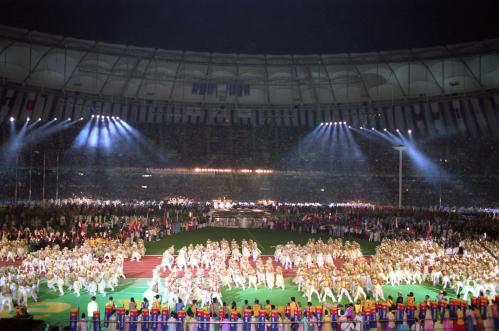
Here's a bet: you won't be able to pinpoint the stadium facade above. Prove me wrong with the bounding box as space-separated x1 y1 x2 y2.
0 25 498 206
0 25 498 136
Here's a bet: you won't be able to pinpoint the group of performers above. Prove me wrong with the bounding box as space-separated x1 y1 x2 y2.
0 238 28 262
145 239 285 307
286 238 498 305
142 237 497 309
0 238 146 312
0 230 497 323
374 240 497 300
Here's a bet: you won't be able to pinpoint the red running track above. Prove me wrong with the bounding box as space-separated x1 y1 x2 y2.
1 256 349 278
123 256 350 278
123 256 300 278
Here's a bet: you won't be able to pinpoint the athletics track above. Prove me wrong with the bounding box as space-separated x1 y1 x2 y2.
0 255 350 278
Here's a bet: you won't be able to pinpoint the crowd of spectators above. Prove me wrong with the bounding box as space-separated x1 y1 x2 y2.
0 199 209 250
0 200 496 255
1 124 498 207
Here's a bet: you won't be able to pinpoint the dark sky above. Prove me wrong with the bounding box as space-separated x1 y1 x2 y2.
1 0 498 54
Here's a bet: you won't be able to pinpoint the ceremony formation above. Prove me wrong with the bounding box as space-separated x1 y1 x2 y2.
0 201 497 331
0 0 498 330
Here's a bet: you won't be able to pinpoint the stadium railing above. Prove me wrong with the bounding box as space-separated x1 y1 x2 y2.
66 317 497 331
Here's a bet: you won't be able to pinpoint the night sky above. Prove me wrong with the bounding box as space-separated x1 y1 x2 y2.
0 0 498 54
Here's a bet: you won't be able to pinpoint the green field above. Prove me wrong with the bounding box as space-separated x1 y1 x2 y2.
144 227 377 255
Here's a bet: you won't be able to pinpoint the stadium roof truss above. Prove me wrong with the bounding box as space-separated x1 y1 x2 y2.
0 24 499 107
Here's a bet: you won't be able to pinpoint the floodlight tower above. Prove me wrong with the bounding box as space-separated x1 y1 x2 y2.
393 145 406 208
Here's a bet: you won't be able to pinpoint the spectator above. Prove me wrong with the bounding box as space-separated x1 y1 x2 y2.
87 296 98 331
78 313 88 331
129 297 137 310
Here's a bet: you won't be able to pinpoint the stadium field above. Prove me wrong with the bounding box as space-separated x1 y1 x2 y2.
0 228 460 327
143 227 378 255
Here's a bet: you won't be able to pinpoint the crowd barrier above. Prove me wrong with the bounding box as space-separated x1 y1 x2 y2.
67 306 498 331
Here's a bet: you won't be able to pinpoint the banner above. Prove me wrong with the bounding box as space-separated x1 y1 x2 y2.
315 306 323 329
93 311 101 331
270 311 279 331
418 303 426 322
142 309 150 331
430 301 438 322
396 304 405 325
117 307 125 331
151 308 159 330
257 310 266 331
104 306 112 328
406 305 415 328
230 311 238 331
243 309 252 331
331 307 337 331
129 309 138 331
69 309 78 331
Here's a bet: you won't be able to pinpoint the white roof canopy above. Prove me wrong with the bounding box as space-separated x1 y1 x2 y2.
1 24 498 105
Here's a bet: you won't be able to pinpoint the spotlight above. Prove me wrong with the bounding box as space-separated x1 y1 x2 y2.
54 117 57 121
68 118 71 121
371 127 375 130
383 128 387 131
348 125 351 128
27 117 30 121
116 117 120 120
343 121 347 125
360 126 363 129
111 116 115 119
80 117 84 121
91 115 95 118
96 115 100 119
408 129 412 134
396 129 400 132
9 117 14 122
106 116 110 119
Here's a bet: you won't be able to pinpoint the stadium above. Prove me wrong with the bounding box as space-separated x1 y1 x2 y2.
0 1 497 330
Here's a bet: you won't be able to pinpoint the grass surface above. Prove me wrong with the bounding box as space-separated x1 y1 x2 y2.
0 278 150 326
144 228 377 255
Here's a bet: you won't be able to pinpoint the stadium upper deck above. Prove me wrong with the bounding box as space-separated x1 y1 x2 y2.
0 25 498 136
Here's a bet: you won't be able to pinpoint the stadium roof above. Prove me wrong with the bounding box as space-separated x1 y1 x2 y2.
1 0 499 55
1 25 499 105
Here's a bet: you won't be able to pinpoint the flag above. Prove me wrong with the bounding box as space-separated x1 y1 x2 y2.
395 217 398 229
163 211 169 226
427 222 431 239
